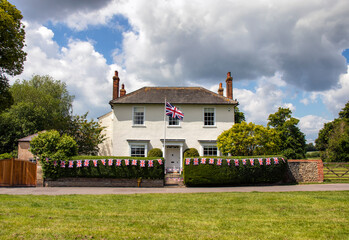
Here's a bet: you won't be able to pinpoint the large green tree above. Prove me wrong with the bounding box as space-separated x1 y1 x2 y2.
234 106 245 124
267 107 306 159
0 75 74 153
0 0 26 111
316 101 349 162
217 121 280 156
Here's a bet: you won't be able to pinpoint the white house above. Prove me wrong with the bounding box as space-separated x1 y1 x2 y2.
98 71 238 172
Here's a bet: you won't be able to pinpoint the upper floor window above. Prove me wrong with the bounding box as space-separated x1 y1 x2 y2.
133 107 145 125
204 108 215 126
168 116 180 126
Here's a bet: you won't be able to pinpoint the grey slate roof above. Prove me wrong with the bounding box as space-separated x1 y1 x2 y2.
109 87 238 105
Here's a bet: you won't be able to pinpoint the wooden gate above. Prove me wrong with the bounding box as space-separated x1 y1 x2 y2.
0 158 37 187
323 162 349 182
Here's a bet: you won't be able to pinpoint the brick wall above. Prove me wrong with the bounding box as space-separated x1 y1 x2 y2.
287 159 323 183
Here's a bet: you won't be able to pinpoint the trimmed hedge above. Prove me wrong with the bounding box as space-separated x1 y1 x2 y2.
183 156 287 186
41 157 164 180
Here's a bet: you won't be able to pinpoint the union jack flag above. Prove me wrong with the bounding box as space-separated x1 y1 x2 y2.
60 161 65 168
242 159 247 165
266 158 271 165
132 159 137 166
93 160 98 167
166 102 184 120
274 157 279 164
157 159 163 165
258 158 263 165
84 160 90 167
234 159 239 166
201 158 206 164
226 159 231 166
77 160 82 167
185 158 191 165
125 159 130 166
217 159 222 166
108 159 113 166
68 160 74 168
116 159 122 166
148 160 153 167
101 159 106 166
194 158 199 165
209 158 214 164
140 160 145 167
46 157 49 163
53 160 57 167
281 157 285 163
250 159 254 166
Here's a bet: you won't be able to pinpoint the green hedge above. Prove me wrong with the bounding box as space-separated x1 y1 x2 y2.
41 157 164 180
183 156 287 186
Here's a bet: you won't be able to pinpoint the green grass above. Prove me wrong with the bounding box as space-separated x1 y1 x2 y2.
0 192 348 239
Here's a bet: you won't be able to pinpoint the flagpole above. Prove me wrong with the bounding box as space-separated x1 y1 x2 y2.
163 97 167 169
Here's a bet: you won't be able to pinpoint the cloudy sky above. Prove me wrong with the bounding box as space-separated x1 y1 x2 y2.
9 0 349 143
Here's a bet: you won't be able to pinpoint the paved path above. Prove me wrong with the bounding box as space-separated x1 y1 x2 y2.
1 184 349 195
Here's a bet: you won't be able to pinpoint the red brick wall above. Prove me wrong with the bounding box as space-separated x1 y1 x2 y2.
287 159 324 183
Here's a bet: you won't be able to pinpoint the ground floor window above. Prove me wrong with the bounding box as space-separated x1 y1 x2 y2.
203 145 218 156
130 144 146 157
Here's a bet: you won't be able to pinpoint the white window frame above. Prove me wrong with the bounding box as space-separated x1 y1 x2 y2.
203 107 216 127
167 115 181 127
132 106 145 126
200 143 220 156
129 143 148 157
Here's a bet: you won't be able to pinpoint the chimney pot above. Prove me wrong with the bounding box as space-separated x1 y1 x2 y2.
120 84 126 97
226 72 233 99
218 82 224 96
113 70 120 99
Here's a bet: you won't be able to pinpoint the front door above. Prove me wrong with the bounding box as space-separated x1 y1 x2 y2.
165 146 180 173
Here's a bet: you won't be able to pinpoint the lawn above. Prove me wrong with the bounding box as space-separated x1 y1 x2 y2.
0 191 348 239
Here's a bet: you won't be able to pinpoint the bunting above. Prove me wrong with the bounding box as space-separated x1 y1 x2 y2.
125 159 130 166
77 160 82 168
148 160 154 167
226 159 231 166
132 159 137 166
93 160 98 167
60 161 66 168
266 158 271 165
242 159 247 165
158 159 163 165
108 159 113 166
53 160 57 167
201 158 206 164
258 158 263 165
217 159 222 166
282 157 285 163
101 159 106 166
234 159 239 166
194 158 199 165
140 160 145 167
250 159 254 166
274 157 279 164
185 158 191 165
116 159 122 166
84 160 90 167
68 160 74 168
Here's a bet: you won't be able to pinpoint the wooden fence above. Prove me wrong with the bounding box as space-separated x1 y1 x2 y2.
0 158 37 187
323 162 349 182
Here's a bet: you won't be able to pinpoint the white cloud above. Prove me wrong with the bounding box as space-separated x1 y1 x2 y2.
299 115 331 143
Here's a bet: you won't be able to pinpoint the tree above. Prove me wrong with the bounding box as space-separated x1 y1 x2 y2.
267 107 306 159
217 122 280 156
316 101 349 162
65 113 105 155
0 0 26 110
0 75 74 153
234 106 245 124
305 142 317 152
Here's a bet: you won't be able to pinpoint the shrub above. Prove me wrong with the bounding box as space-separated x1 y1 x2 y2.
305 151 320 158
41 157 164 180
183 156 287 186
148 148 163 157
183 148 199 158
0 153 13 159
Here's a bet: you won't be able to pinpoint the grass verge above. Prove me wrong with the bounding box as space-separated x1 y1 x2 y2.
0 191 348 239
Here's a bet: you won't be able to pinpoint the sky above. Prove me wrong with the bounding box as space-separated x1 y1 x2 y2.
8 0 349 143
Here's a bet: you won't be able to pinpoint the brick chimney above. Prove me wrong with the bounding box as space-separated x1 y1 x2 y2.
120 84 126 97
226 72 233 99
218 83 224 96
113 71 120 99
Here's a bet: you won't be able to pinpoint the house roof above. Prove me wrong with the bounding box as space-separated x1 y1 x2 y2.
18 131 46 142
109 87 238 105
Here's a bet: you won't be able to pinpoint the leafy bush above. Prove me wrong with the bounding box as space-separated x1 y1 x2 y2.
305 151 320 158
30 130 78 178
148 148 163 157
183 148 199 158
183 156 287 186
0 152 13 159
41 157 164 180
